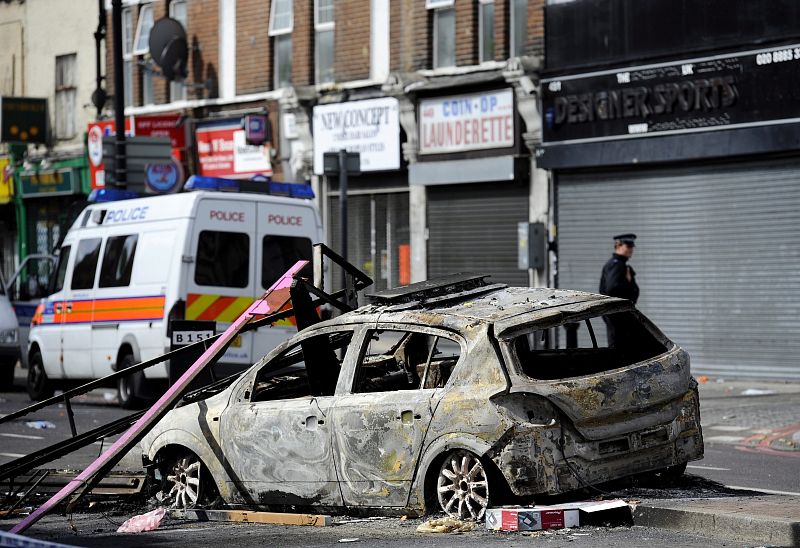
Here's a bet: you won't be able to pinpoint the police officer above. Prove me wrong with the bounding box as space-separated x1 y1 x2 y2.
599 233 639 303
599 233 639 347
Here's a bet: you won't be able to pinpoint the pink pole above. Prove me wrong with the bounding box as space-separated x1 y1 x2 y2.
11 261 308 534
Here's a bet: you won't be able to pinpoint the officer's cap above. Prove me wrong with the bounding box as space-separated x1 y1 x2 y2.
613 233 637 246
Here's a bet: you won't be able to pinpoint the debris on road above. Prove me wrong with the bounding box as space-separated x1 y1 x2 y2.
485 500 631 532
25 421 56 430
416 516 475 533
116 507 166 533
172 508 331 527
740 388 777 396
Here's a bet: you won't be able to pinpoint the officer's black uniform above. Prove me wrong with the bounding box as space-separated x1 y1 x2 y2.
599 234 639 347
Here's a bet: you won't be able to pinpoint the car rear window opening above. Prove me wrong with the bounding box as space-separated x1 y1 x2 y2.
511 311 669 380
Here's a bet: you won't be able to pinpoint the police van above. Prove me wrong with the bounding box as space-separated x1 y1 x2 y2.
28 178 322 407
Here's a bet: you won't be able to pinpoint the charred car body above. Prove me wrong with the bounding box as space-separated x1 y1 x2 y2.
141 275 704 520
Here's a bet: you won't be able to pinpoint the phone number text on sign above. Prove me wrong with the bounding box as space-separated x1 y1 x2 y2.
755 48 800 65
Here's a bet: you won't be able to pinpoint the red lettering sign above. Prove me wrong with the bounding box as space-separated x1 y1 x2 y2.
267 214 303 226
210 210 245 222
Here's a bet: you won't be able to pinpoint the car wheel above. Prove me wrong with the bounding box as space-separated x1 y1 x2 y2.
437 450 490 521
164 452 206 509
117 354 144 409
27 350 54 401
0 357 16 389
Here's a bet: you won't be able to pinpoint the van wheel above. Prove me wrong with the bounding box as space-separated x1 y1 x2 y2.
117 354 145 409
0 357 16 389
27 351 54 401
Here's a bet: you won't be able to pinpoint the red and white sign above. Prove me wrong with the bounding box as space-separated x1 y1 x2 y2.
134 114 187 151
87 118 133 190
195 125 272 179
419 89 514 154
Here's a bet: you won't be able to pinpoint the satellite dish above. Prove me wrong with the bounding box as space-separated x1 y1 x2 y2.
149 17 188 81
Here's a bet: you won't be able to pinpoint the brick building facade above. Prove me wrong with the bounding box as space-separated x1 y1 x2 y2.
102 0 547 290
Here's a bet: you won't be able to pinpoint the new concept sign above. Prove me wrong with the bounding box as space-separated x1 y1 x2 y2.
0 97 47 144
19 169 78 197
541 43 800 144
312 97 400 174
418 89 515 155
196 124 273 178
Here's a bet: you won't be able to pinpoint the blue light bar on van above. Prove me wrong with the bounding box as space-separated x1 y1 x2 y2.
87 188 141 203
184 175 315 198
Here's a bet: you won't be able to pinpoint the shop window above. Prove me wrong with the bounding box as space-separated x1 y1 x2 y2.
55 54 77 140
428 0 455 69
261 235 312 289
122 7 134 107
315 0 335 83
99 234 138 288
353 329 461 393
270 0 293 88
252 331 353 402
71 238 102 290
169 0 188 102
54 246 71 293
510 0 527 57
134 4 155 105
194 231 249 288
479 0 495 63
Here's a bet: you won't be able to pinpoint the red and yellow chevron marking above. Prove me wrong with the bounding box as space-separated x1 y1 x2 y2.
186 293 296 326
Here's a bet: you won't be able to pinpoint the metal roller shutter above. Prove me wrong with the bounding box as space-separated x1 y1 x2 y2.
428 183 529 287
557 158 800 380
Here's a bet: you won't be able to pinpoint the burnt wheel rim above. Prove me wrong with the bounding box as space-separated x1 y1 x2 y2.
166 455 202 508
437 451 489 520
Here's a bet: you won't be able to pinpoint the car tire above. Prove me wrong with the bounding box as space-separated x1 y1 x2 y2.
26 350 54 401
436 450 490 521
117 354 145 410
160 451 212 509
0 357 16 389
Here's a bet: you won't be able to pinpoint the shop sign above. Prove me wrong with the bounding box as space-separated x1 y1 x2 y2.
133 114 187 149
87 118 133 189
19 168 77 197
418 89 514 155
145 159 184 194
0 97 47 145
312 97 400 174
541 43 800 144
195 124 272 178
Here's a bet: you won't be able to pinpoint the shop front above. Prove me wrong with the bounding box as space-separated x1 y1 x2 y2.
312 96 408 292
539 38 800 379
411 87 529 287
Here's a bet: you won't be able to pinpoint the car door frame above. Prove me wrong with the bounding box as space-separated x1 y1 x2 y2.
329 322 466 509
218 323 363 508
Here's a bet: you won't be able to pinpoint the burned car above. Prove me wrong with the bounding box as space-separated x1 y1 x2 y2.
141 275 703 520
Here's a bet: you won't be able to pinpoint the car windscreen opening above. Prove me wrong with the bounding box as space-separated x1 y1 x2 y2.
511 311 669 380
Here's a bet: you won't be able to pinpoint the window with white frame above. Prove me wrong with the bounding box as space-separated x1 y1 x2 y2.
122 7 134 107
169 0 188 102
428 0 455 69
315 0 335 83
55 54 77 139
270 0 293 88
479 0 495 63
510 0 527 57
134 4 155 105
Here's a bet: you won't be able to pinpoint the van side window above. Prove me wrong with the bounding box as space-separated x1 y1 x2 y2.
99 234 138 287
71 239 102 290
195 230 249 288
53 246 71 293
262 236 312 289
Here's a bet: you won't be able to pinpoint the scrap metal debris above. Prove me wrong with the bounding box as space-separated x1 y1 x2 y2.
416 517 476 533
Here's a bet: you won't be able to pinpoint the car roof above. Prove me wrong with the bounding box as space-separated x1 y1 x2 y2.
327 285 627 334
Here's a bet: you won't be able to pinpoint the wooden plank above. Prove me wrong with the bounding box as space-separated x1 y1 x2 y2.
173 509 331 527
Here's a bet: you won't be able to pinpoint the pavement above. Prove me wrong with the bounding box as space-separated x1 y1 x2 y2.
631 377 800 546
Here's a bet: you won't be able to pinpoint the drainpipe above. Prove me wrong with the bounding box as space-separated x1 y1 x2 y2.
111 0 126 187
93 0 107 117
